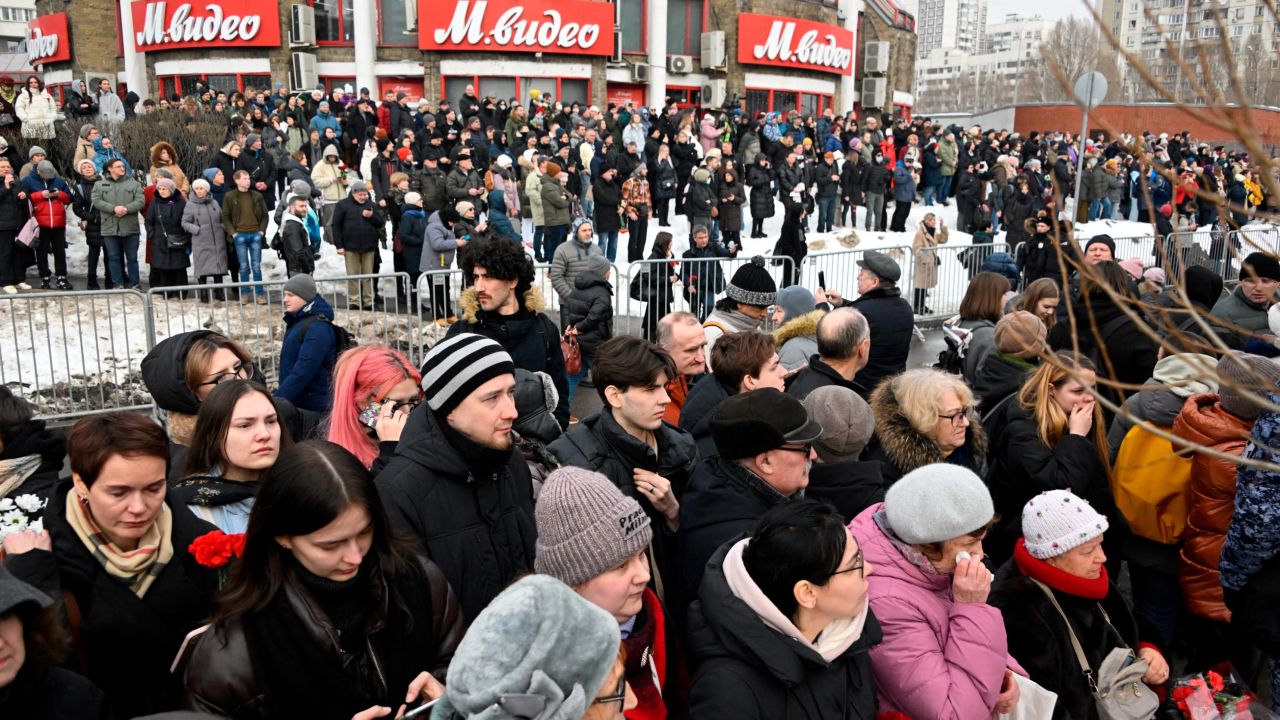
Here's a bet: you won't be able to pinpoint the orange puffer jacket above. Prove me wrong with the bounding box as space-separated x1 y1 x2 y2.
1171 393 1252 622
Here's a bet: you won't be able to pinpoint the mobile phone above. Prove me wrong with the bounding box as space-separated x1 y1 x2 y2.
358 402 381 429
818 271 827 290
403 697 442 719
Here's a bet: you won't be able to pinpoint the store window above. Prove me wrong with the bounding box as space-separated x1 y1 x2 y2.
745 87 832 114
158 74 278 98
445 75 591 108
666 86 701 108
379 0 417 45
319 76 356 93
745 89 770 116
313 0 353 44
619 0 645 53
666 0 703 56
241 76 273 95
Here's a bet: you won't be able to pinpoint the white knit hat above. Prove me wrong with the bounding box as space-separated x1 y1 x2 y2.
1021 490 1109 559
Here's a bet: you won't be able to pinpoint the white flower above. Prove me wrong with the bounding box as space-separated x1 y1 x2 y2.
0 510 28 537
28 518 43 533
0 498 14 512
13 493 42 513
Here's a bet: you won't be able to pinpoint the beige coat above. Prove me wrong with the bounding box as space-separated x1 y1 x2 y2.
912 222 949 289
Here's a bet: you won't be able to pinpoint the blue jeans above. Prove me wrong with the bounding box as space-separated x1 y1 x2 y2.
817 196 837 232
533 225 545 259
103 234 140 287
991 206 1001 233
566 355 592 407
938 175 953 202
580 174 593 217
234 232 264 296
597 231 618 262
923 185 937 206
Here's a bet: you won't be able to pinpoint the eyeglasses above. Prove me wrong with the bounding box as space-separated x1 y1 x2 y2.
594 676 627 708
383 397 422 415
829 548 866 579
777 443 813 455
937 407 975 427
199 361 253 388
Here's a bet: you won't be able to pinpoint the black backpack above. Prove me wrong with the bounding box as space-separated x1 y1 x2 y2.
297 314 356 359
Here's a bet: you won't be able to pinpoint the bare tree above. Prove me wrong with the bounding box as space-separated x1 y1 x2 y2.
1033 17 1124 103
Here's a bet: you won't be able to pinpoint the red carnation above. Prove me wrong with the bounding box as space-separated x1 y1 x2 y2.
189 530 246 569
1207 669 1225 692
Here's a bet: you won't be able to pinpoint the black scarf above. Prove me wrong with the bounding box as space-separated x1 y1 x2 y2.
243 558 440 719
438 412 514 473
170 473 258 508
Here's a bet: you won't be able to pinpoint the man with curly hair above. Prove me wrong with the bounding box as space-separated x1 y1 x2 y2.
447 237 569 428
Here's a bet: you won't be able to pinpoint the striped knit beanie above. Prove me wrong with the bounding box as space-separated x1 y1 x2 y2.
421 334 516 416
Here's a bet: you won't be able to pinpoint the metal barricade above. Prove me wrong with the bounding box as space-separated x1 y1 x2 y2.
802 246 913 300
1162 229 1239 282
1107 235 1161 265
1234 226 1280 256
0 289 153 420
914 243 1011 321
623 254 795 322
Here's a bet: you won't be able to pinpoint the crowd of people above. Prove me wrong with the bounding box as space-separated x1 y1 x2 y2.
0 74 1279 720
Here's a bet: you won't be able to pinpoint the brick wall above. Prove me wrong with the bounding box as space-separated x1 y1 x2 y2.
36 0 120 82
859 12 916 113
1014 104 1280 150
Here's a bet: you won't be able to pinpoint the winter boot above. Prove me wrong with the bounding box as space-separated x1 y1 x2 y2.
40 276 51 290
56 276 71 291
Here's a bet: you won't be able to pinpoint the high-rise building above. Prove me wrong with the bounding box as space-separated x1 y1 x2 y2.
915 13 1049 102
916 0 988 57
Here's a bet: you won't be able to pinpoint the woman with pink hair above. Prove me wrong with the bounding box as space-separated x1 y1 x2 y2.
326 345 422 471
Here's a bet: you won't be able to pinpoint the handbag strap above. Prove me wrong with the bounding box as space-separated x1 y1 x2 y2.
1029 577 1099 694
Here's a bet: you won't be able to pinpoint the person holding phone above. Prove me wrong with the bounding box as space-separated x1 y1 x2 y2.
182 440 464 720
325 345 423 473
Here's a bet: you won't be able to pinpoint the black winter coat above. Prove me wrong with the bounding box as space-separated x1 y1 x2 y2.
841 159 865 204
593 175 622 233
815 161 840 198
848 287 914 394
330 195 384 253
984 401 1121 565
776 161 803 196
786 356 869 401
653 158 678 201
145 195 191 271
71 176 102 245
5 481 219 720
971 352 1035 417
717 174 747 230
686 542 881 720
989 559 1154 720
1021 230 1077 285
0 179 29 231
861 163 891 196
678 376 734 459
0 663 108 720
806 460 886 523
375 405 537 622
861 378 988 485
746 162 775 219
684 180 716 220
0 419 66 503
679 457 796 598
559 265 613 357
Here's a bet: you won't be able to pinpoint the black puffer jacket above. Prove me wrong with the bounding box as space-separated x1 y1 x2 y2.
971 352 1036 418
785 356 869 401
0 419 66 503
746 161 775 220
145 194 191 271
677 376 735 459
375 404 537 622
559 263 613 358
593 174 622 233
686 541 882 720
0 662 108 720
5 481 219 719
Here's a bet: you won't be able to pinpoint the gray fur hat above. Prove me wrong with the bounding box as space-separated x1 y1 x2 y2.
435 575 620 720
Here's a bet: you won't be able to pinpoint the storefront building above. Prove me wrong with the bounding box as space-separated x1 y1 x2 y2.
30 0 913 115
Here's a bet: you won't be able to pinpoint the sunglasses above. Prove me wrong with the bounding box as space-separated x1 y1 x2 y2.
777 443 813 455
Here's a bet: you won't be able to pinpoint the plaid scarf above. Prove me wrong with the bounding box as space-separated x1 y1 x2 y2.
65 489 174 598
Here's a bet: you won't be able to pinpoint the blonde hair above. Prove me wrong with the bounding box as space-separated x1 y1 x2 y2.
1018 352 1108 466
890 369 975 436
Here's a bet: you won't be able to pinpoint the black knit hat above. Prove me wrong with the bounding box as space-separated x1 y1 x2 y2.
421 334 516 416
1085 234 1116 257
1242 252 1280 282
726 256 777 307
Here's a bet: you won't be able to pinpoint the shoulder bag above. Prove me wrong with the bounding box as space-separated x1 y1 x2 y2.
561 329 582 375
1029 578 1158 720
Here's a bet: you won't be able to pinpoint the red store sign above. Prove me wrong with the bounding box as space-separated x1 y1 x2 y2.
27 13 71 66
421 0 615 57
737 13 854 77
131 0 281 52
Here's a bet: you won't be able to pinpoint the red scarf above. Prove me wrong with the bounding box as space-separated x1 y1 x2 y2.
1013 538 1109 600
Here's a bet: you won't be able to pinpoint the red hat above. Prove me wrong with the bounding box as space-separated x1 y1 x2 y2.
1159 203 1172 218
396 146 413 162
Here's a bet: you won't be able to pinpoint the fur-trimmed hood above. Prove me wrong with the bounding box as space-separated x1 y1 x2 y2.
772 309 825 348
457 285 547 323
868 378 988 478
150 141 178 167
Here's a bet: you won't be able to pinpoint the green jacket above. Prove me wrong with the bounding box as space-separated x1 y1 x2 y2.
220 189 268 237
938 139 958 176
91 175 144 236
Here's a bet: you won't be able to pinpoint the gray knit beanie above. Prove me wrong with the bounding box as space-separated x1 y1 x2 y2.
535 467 653 586
348 179 368 195
1217 351 1280 420
36 161 56 180
437 575 619 720
884 464 994 544
283 273 317 302
27 145 45 159
776 285 816 324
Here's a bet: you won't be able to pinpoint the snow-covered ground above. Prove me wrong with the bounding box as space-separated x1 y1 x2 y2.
3 191 1276 418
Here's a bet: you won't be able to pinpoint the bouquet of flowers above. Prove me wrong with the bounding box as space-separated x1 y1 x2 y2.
1165 664 1278 719
189 529 246 588
0 493 46 540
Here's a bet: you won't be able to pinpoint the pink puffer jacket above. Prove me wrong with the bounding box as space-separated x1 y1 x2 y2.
849 504 1022 719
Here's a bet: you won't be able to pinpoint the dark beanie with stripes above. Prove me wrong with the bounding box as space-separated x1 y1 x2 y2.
421 334 516 416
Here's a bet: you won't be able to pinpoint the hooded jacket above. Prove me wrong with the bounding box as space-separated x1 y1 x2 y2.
0 419 66 503
20 171 70 228
774 310 824 372
686 539 881 720
1172 393 1251 621
375 405 537 622
276 295 337 413
971 352 1035 417
279 210 315 276
421 210 459 272
149 142 190 195
849 505 1018 719
1106 354 1219 462
5 481 219 720
559 260 614 356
